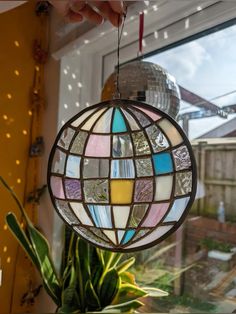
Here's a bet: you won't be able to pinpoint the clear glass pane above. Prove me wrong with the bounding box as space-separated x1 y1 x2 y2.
55 199 79 225
128 107 151 127
83 179 109 203
73 226 112 248
121 109 140 130
128 204 149 227
113 134 133 158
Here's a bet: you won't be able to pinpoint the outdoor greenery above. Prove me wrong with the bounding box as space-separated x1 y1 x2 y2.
200 237 233 253
0 176 167 313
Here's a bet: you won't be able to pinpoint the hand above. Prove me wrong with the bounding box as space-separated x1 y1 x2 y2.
49 0 125 27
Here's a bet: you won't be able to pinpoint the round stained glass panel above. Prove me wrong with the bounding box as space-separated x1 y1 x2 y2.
48 99 197 252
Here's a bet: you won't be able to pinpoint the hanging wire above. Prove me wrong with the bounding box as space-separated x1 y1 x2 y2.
114 10 127 99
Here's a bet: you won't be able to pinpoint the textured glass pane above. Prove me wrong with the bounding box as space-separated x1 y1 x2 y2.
55 200 79 225
70 131 88 155
112 108 127 133
134 106 161 121
103 230 117 244
158 119 182 147
111 159 135 178
129 108 151 127
155 175 173 201
93 108 113 133
113 134 133 158
129 204 149 227
89 227 110 242
127 226 172 249
65 179 81 200
88 205 112 228
51 149 66 174
70 203 93 226
71 108 96 127
175 171 192 196
73 226 112 248
135 158 153 177
134 179 153 202
81 108 106 131
50 176 65 199
152 152 173 175
121 109 140 130
163 197 190 222
58 128 75 150
83 158 109 178
113 206 130 228
85 135 110 157
131 229 151 243
132 131 151 156
84 179 109 203
145 124 169 152
111 180 134 204
142 203 170 227
66 155 81 178
172 145 191 171
121 230 135 244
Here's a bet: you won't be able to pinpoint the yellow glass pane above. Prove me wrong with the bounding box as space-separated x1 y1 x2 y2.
111 180 134 204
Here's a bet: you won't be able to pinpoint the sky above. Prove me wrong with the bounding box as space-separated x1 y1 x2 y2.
146 24 236 139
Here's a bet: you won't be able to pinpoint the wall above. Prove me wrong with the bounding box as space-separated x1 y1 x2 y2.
0 2 42 313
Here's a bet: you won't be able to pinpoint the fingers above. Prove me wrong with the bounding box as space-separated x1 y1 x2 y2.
90 1 122 27
108 0 124 14
70 1 104 25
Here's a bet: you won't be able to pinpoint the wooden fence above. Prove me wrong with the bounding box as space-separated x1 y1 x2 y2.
191 138 236 222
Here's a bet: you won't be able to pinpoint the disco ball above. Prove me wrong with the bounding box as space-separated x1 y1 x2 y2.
48 99 196 252
101 61 180 119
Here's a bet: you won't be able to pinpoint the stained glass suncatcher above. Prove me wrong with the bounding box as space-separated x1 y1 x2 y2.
48 99 197 252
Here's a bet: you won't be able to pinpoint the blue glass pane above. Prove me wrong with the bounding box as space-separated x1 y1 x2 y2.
122 230 136 244
152 152 173 175
88 205 112 228
66 155 81 178
163 197 190 222
112 108 127 133
111 159 135 178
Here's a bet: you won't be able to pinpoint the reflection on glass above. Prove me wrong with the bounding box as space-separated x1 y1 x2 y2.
52 149 66 174
55 199 79 225
58 128 75 150
129 108 151 127
84 179 109 203
111 159 135 178
113 134 133 157
93 108 113 133
158 119 182 147
129 204 149 227
146 124 169 152
121 109 140 130
83 158 109 178
163 196 190 222
73 226 112 248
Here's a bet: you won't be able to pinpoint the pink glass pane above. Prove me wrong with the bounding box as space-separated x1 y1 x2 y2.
126 225 173 249
85 135 110 157
142 203 170 227
134 106 161 121
134 179 153 202
50 176 65 199
65 179 81 200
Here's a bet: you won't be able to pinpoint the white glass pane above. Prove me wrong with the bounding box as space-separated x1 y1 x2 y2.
70 203 93 226
155 175 173 201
